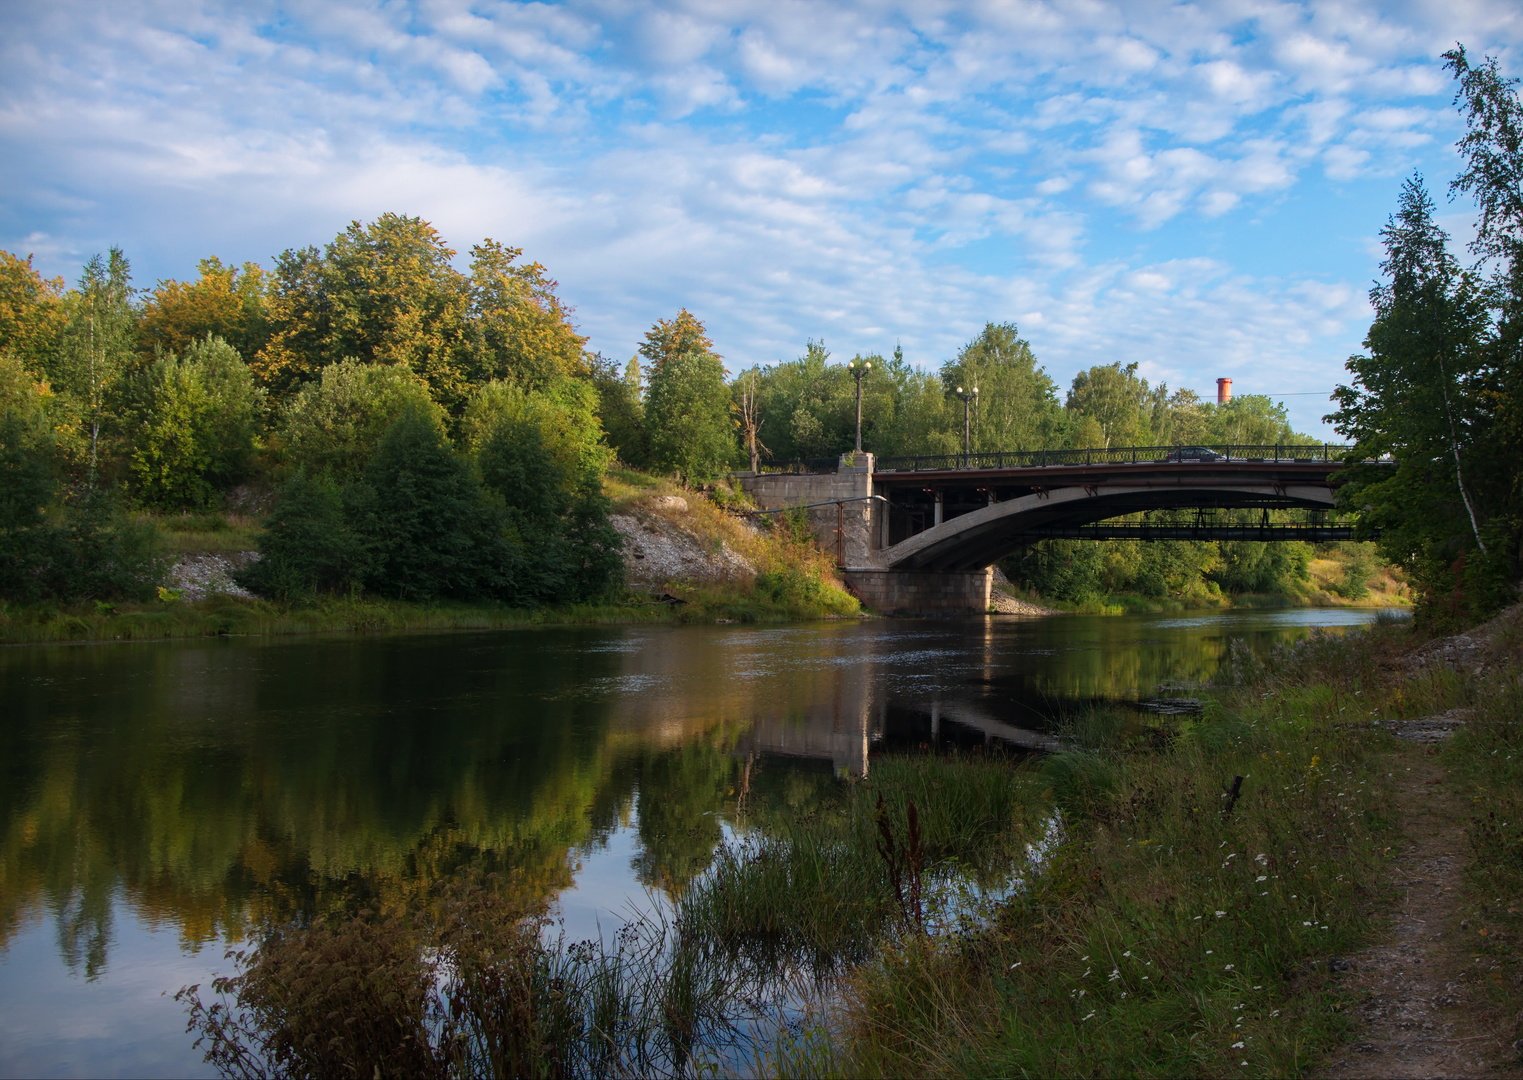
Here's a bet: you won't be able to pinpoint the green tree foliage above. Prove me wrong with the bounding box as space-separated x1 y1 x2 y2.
254 217 585 415
281 360 444 480
0 408 164 603
1212 540 1311 594
0 411 60 600
641 310 734 482
1207 394 1300 445
255 214 471 404
589 353 648 467
1064 362 1154 448
139 257 270 363
357 407 508 601
0 251 66 376
239 469 371 601
56 249 136 483
124 335 264 509
467 378 623 604
940 323 1064 451
1329 175 1500 611
464 240 587 390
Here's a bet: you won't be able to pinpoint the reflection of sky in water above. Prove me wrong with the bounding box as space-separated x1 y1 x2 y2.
0 899 214 1078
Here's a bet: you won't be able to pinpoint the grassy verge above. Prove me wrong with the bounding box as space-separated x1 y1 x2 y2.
1440 611 1523 1050
0 586 855 645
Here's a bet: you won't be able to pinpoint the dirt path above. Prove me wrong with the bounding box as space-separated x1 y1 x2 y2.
1316 735 1520 1079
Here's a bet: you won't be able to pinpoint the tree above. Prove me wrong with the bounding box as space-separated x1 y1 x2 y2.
256 215 472 406
588 353 647 467
470 381 623 605
124 335 264 509
0 251 66 376
940 323 1063 451
359 406 506 601
139 257 270 362
640 310 734 482
1329 175 1495 610
57 249 136 484
238 470 373 601
1064 362 1153 448
1206 394 1299 445
463 240 586 390
281 360 444 480
1444 44 1523 597
734 369 768 471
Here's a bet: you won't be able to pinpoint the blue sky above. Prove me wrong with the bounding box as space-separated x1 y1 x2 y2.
3 1 1521 438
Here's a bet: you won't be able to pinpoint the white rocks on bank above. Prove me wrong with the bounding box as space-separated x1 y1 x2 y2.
167 552 260 601
611 501 755 588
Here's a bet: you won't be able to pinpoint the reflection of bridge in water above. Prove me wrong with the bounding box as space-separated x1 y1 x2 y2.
738 444 1385 613
736 696 1064 778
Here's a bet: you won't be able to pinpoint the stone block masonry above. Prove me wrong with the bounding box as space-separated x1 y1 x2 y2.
736 453 993 614
843 568 993 616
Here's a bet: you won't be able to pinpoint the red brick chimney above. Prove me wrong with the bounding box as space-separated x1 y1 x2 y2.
1216 377 1232 405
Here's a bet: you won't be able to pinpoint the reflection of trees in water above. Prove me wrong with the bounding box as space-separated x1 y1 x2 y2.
0 617 1347 974
0 636 782 973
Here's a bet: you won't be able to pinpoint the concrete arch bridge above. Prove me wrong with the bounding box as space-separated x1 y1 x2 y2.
736 445 1375 613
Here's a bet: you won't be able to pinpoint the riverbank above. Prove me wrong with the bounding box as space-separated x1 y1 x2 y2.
821 604 1523 1076
0 474 863 644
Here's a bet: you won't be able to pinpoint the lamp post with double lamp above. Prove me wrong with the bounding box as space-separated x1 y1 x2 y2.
955 385 979 464
848 359 871 453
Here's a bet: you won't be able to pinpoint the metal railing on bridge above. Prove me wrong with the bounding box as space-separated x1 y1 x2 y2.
872 444 1354 472
750 445 1384 476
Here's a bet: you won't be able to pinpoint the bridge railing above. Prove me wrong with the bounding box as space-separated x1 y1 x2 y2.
871 444 1354 472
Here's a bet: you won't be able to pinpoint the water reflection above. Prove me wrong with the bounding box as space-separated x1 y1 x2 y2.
0 608 1398 1076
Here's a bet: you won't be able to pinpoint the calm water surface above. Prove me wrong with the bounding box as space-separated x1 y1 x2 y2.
0 608 1400 1077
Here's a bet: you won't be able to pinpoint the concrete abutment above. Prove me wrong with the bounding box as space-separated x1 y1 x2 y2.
736 453 992 615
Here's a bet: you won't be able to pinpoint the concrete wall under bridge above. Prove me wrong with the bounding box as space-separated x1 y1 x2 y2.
737 452 990 616
842 567 994 616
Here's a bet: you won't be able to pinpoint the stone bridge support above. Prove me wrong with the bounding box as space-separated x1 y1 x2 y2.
736 453 878 568
737 454 989 615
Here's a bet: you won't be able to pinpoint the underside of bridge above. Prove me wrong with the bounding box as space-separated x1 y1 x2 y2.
880 482 1339 572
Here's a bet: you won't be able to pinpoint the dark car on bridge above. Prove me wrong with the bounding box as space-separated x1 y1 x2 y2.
1161 446 1223 462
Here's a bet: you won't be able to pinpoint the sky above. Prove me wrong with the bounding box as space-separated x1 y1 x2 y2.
3 1 1522 439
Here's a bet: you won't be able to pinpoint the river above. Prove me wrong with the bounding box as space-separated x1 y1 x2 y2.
0 607 1398 1077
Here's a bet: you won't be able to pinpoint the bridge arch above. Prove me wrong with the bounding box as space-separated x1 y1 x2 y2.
881 483 1337 572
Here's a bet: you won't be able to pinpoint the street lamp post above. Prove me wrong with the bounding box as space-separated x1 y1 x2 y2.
848 359 871 452
955 385 979 463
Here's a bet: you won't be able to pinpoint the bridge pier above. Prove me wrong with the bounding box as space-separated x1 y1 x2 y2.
842 567 993 616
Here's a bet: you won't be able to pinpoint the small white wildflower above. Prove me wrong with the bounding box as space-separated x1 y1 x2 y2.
1082 1010 1096 1022
1215 910 1226 918
1232 1041 1245 1049
1224 964 1235 971
1255 875 1267 883
1122 950 1132 958
1108 967 1120 982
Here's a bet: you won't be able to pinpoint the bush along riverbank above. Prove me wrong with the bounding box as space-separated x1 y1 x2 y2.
174 609 1523 1078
